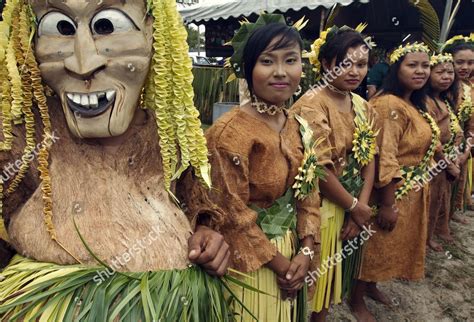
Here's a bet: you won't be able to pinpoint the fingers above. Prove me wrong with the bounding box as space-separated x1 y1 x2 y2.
187 232 205 262
195 233 226 265
202 239 230 274
278 264 307 291
206 248 230 277
285 261 299 281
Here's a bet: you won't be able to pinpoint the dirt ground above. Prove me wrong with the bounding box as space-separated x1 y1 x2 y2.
330 210 473 322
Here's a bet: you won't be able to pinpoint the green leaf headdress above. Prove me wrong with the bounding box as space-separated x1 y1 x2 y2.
224 13 308 83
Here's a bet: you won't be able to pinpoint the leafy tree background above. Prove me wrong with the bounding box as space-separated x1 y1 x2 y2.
186 26 205 52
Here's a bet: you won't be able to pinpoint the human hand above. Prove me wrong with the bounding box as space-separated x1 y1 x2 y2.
350 201 372 227
341 216 362 240
277 253 310 295
376 204 398 231
188 225 230 277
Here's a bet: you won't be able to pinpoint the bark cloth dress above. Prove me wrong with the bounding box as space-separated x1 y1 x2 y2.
179 108 321 322
452 82 474 212
426 97 462 240
360 94 436 282
290 90 377 313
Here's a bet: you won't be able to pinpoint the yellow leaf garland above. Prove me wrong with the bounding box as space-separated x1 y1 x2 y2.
396 112 440 200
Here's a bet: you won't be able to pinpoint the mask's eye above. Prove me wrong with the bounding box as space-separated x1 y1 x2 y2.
38 12 76 36
91 9 136 35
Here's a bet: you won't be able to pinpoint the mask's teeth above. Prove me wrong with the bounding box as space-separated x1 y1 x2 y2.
73 94 81 105
89 93 99 108
106 90 116 102
80 94 89 108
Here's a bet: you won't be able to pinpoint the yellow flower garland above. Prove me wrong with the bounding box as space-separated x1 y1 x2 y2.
390 42 430 65
293 115 326 200
457 83 473 125
352 95 379 166
430 53 453 66
396 112 441 200
443 100 462 159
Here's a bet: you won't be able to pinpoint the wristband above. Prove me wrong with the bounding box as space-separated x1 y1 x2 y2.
298 246 314 261
346 197 358 212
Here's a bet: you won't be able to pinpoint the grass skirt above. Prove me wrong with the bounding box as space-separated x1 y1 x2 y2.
310 199 344 313
0 256 233 321
229 230 298 322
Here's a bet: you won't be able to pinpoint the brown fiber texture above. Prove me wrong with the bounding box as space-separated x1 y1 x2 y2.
425 98 460 238
452 82 474 211
290 91 358 177
2 98 192 271
178 108 321 273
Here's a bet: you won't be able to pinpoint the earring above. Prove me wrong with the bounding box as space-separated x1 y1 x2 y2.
294 85 303 96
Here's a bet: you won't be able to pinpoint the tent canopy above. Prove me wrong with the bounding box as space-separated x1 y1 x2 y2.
180 0 369 24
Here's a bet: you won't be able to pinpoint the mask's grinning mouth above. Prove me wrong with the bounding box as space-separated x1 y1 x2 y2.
66 90 116 117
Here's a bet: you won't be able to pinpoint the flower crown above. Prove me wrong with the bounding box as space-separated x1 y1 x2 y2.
441 33 474 53
224 14 307 82
389 42 430 64
305 23 374 79
430 53 453 66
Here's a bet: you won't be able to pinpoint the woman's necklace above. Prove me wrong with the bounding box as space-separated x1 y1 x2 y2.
327 83 350 96
251 95 285 116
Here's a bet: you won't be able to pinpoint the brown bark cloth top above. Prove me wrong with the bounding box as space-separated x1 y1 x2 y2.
360 94 433 282
289 90 376 177
425 97 461 239
178 107 321 273
452 82 474 211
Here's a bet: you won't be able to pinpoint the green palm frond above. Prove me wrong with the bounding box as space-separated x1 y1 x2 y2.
0 256 260 322
409 0 441 51
324 4 341 29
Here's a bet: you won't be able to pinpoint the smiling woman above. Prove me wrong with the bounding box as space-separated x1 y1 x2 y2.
0 0 235 321
354 43 440 322
178 14 323 322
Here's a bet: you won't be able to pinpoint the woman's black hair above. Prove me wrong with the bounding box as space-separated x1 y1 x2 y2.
243 23 303 93
427 62 459 108
379 55 429 112
444 42 474 56
319 30 369 74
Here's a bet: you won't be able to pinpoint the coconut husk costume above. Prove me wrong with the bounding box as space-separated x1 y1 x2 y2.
0 0 240 320
292 24 379 313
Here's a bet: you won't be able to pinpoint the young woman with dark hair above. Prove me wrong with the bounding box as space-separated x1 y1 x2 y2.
352 43 439 321
425 54 462 251
442 37 474 222
179 17 321 322
291 26 378 322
